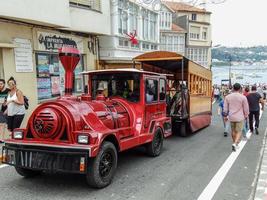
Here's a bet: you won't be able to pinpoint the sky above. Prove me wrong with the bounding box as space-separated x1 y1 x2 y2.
206 0 267 47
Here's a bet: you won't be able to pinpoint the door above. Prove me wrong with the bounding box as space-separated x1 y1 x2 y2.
144 78 159 132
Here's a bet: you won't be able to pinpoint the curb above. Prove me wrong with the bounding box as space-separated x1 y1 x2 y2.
252 127 267 200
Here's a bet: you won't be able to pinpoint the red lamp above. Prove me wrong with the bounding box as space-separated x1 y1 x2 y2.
59 46 80 96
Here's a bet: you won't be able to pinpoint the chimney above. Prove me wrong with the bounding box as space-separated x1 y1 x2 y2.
59 46 80 96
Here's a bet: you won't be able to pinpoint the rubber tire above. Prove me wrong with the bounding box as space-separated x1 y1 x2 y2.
15 167 41 178
86 141 117 188
146 128 163 157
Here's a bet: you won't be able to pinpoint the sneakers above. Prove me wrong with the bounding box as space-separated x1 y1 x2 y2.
224 132 228 137
255 128 259 135
232 144 236 152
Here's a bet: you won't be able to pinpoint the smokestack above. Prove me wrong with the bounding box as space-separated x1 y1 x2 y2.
59 46 80 96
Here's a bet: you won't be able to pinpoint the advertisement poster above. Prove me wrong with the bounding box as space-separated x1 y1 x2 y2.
37 54 48 65
37 65 50 77
51 76 60 95
38 88 52 99
37 78 51 89
49 63 59 75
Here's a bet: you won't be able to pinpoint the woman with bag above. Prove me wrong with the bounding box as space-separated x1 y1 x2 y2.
5 77 25 132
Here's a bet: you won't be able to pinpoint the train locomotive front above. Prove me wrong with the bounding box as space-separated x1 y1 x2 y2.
2 47 168 188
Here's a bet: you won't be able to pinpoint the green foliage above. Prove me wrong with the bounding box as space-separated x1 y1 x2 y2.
212 46 267 66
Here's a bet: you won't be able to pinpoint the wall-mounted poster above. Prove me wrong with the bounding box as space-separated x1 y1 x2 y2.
13 38 34 72
38 88 52 99
51 76 60 96
49 63 59 75
37 65 50 77
37 54 48 65
37 78 51 89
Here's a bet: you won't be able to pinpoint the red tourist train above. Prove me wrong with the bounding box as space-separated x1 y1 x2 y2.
2 47 212 188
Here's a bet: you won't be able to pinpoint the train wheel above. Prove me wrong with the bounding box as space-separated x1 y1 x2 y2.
15 167 41 178
86 141 117 188
146 128 163 157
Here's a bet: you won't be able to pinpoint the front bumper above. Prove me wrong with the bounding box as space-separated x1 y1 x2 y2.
2 142 91 174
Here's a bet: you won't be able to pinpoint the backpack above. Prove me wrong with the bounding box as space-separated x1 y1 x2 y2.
24 96 29 110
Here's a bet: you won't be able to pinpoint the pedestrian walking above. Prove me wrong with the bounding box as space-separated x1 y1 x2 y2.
214 87 220 102
218 92 230 137
223 83 249 151
5 77 25 132
246 85 265 135
0 79 10 143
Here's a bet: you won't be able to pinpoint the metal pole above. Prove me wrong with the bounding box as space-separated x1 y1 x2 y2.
181 58 184 117
229 56 232 87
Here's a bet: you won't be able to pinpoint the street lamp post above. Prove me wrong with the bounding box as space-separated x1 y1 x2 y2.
228 55 232 87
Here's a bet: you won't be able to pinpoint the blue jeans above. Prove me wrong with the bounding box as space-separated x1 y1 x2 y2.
222 116 230 133
242 119 249 136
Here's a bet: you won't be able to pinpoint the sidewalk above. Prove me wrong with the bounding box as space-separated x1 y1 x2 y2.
254 127 267 200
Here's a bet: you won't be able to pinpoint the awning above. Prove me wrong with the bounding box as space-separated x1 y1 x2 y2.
133 51 187 73
0 43 17 48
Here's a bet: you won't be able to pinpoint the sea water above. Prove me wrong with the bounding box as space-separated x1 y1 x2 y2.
212 65 267 85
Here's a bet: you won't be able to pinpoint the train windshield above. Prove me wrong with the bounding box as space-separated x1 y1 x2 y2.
91 73 140 102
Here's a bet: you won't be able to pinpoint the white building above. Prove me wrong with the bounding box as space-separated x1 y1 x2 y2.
99 0 160 69
159 3 186 55
164 1 212 68
0 0 110 124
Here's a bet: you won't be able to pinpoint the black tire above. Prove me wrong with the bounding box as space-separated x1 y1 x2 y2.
146 128 163 157
86 141 117 188
15 167 41 178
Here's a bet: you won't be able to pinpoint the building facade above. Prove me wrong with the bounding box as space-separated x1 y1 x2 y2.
164 1 212 68
0 0 110 125
159 3 186 55
99 0 160 69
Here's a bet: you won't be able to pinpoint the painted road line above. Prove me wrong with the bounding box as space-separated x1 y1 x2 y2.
0 164 8 169
198 110 263 200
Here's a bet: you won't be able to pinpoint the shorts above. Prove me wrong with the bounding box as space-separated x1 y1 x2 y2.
231 121 244 133
7 114 24 132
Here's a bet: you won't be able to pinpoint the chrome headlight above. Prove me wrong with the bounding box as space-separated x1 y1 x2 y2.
78 135 89 144
13 131 23 139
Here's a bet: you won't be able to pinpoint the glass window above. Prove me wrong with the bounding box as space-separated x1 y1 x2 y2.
36 53 84 100
145 79 158 103
91 73 140 102
159 79 166 101
118 8 123 34
202 27 208 40
191 13 197 21
190 26 200 40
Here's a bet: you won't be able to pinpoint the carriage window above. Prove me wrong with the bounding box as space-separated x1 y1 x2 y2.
146 79 158 103
159 79 166 101
91 73 140 102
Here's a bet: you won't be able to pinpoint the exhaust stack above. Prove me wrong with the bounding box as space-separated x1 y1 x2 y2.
59 46 80 95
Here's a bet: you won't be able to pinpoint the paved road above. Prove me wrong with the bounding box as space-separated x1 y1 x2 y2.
0 105 266 200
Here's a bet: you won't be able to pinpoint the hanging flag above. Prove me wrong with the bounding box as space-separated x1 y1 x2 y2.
126 30 138 45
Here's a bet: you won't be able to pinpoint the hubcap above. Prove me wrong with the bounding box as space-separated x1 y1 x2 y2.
99 151 113 179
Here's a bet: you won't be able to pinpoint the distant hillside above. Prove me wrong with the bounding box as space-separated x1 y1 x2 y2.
212 46 267 66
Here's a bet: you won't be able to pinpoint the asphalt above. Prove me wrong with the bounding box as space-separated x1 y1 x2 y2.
0 104 266 200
